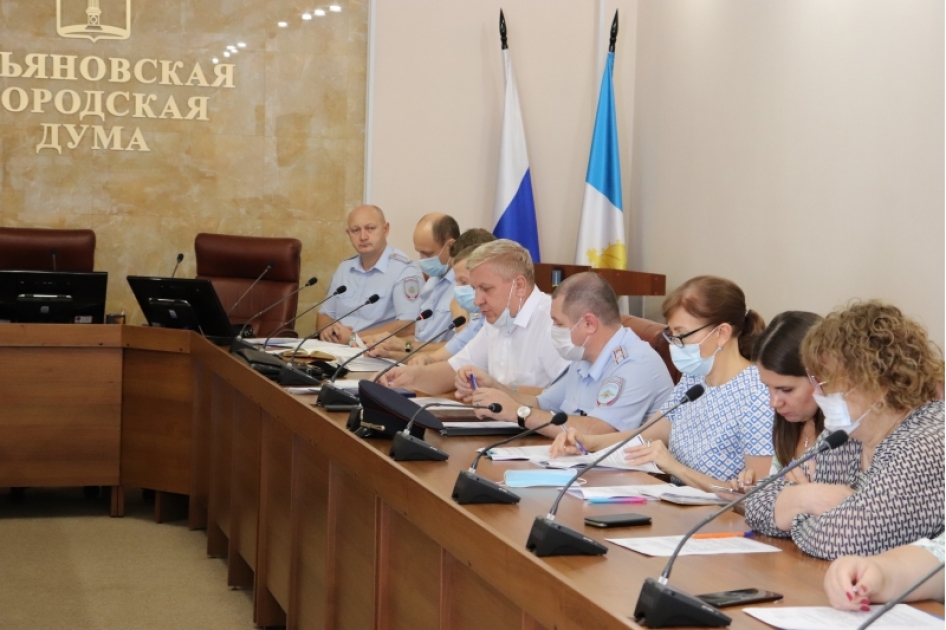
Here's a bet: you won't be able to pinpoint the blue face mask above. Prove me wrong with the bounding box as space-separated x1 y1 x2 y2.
454 285 478 313
669 326 721 377
503 469 578 488
418 242 450 278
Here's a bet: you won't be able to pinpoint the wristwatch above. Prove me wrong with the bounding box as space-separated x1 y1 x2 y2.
516 405 532 428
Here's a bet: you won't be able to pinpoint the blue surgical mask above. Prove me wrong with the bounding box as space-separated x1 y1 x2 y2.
503 469 577 488
417 243 450 278
669 326 721 377
454 284 478 313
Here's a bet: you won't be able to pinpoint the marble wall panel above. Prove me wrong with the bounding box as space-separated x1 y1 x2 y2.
0 0 367 324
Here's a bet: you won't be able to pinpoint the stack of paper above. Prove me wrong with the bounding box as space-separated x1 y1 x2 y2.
743 604 942 630
606 535 780 557
566 485 658 501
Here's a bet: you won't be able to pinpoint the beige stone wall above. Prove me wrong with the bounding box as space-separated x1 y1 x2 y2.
0 0 367 326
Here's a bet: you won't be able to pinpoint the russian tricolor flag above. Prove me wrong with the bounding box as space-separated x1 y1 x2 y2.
575 45 626 270
492 43 540 262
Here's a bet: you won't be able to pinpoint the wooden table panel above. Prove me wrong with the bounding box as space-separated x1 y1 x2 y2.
206 375 234 558
189 360 213 529
257 411 292 627
0 345 121 487
229 391 261 590
442 553 523 630
121 349 193 494
329 465 379 630
289 434 331 630
378 504 442 630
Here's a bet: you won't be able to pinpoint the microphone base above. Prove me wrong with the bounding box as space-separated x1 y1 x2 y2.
526 516 608 557
451 470 520 505
634 578 731 628
317 383 360 407
389 432 448 461
277 363 323 386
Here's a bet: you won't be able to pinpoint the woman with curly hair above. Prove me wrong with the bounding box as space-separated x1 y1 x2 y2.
744 300 944 560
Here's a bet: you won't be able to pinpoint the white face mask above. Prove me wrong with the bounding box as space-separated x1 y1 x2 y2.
492 283 518 334
813 390 871 434
550 320 588 362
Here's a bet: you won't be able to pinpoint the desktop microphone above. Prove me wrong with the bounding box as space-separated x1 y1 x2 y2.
234 276 317 341
389 401 502 462
277 294 380 386
372 316 466 383
261 285 346 349
525 385 705 557
50 249 57 272
318 309 433 408
856 561 946 630
633 430 850 628
171 253 184 278
227 260 275 318
451 412 568 505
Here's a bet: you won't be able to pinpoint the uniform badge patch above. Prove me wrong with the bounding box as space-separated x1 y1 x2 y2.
596 376 624 406
404 277 421 301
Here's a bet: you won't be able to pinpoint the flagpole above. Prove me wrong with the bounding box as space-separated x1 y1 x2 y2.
500 9 508 50
609 10 619 53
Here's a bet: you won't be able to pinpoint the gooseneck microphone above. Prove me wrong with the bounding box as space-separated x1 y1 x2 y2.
372 316 466 383
171 253 184 278
235 276 317 340
524 385 706 558
451 412 568 505
317 309 434 408
227 261 275 316
50 249 58 272
261 285 346 349
856 561 946 630
277 294 380 386
633 430 851 629
389 401 503 462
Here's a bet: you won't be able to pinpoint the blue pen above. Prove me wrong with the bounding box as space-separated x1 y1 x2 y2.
562 425 589 455
469 373 478 390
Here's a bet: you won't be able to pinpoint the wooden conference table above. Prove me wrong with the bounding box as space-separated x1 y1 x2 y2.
0 324 941 630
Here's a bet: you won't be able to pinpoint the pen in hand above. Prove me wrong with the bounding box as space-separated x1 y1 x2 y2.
562 425 589 455
469 373 478 390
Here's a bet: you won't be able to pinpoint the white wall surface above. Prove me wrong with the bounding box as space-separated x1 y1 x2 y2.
368 0 945 345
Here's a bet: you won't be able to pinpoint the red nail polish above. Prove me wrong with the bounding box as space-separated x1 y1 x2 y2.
846 592 853 601
860 605 870 612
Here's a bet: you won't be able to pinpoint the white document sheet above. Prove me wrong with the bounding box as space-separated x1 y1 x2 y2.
412 396 468 408
486 445 554 462
743 604 942 630
540 436 662 474
605 535 780 557
441 421 520 430
566 485 658 501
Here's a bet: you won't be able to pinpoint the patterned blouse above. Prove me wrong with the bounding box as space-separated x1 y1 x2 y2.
661 365 773 482
744 401 945 560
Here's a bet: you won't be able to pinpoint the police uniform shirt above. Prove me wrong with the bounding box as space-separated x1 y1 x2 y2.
447 288 569 389
444 313 483 355
320 245 425 332
414 268 456 342
536 327 674 432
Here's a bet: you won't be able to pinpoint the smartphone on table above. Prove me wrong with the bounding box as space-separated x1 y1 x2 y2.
583 513 652 528
696 588 783 608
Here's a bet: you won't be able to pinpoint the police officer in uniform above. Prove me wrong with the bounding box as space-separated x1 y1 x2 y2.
317 205 424 345
470 272 674 438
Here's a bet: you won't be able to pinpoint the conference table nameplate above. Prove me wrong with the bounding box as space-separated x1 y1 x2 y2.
0 324 941 630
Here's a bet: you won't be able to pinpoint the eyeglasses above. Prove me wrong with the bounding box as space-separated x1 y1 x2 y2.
661 323 714 348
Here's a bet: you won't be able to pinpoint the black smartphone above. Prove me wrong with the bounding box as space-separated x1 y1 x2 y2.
583 513 652 528
696 588 783 608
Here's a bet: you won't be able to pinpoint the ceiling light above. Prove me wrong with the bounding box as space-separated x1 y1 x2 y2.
278 21 288 27
224 51 230 57
212 57 219 64
238 42 246 48
329 5 342 12
302 12 312 20
227 45 237 51
314 9 326 16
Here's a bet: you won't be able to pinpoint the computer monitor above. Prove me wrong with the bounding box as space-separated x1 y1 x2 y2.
0 270 108 324
127 276 235 343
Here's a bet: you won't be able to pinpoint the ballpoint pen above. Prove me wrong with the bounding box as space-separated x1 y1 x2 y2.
692 531 755 540
561 425 589 455
469 373 478 390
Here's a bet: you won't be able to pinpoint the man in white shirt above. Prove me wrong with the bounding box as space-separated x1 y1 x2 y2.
378 239 569 395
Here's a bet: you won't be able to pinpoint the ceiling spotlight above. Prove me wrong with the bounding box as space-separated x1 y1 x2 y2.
238 42 246 47
212 57 219 64
227 45 237 51
329 5 341 12
278 21 288 27
314 8 326 16
302 12 312 20
224 51 230 57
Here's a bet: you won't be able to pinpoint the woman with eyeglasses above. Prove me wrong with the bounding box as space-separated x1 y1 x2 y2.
744 300 944 560
723 312 826 495
552 275 773 492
